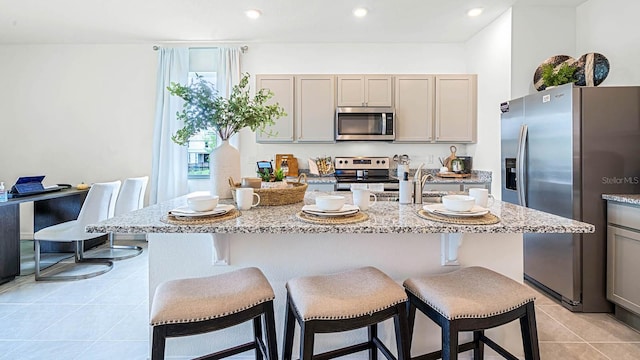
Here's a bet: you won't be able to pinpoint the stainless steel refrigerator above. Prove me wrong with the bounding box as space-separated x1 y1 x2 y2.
500 83 640 312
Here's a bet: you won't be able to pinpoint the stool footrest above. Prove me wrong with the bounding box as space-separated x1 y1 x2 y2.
194 341 256 360
480 335 520 360
313 342 372 360
413 341 476 360
372 337 395 360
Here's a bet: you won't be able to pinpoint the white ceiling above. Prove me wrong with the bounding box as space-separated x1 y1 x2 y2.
0 0 587 44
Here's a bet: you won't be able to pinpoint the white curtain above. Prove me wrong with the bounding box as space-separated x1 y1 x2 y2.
217 47 242 148
150 48 189 204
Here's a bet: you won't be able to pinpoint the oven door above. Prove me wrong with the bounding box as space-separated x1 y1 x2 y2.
335 107 395 141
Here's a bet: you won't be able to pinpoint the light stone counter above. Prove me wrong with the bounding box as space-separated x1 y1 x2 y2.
602 194 640 206
302 169 492 186
87 191 593 235
89 192 592 359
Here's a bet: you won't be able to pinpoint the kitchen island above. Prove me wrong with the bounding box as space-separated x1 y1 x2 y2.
87 192 593 359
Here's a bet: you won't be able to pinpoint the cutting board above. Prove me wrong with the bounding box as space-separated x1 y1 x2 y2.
436 172 471 178
275 154 298 176
443 145 458 171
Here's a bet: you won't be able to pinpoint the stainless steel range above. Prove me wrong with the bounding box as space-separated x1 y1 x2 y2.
334 157 399 191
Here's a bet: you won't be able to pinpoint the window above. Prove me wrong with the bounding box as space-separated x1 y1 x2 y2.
187 48 219 179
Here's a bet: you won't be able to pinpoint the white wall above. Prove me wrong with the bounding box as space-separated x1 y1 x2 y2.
576 0 640 85
237 43 472 178
511 5 576 99
465 9 513 197
0 44 157 234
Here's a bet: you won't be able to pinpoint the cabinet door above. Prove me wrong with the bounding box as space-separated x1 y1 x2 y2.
365 75 393 107
607 225 640 315
435 75 477 143
337 75 365 106
295 75 336 143
394 75 434 142
337 75 393 107
256 75 295 143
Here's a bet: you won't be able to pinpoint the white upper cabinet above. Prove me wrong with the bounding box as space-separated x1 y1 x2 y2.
434 75 477 143
255 73 476 144
337 75 393 107
295 75 336 143
394 75 434 142
255 75 295 143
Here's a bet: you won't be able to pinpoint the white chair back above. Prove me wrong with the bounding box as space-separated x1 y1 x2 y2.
76 181 122 225
115 176 149 216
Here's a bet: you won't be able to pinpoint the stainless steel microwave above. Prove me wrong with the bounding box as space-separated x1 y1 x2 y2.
335 107 395 141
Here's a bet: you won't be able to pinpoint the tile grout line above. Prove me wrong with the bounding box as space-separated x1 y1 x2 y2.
536 304 619 360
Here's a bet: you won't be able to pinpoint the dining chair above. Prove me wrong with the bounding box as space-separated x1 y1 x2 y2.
33 180 121 281
88 176 148 260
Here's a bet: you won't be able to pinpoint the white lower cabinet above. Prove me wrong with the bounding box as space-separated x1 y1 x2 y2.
421 183 489 192
607 202 640 316
306 183 336 192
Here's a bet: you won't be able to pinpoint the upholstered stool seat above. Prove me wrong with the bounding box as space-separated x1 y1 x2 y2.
150 267 278 360
283 266 411 360
404 266 540 360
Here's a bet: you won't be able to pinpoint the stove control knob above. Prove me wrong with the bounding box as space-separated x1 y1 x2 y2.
381 160 386 164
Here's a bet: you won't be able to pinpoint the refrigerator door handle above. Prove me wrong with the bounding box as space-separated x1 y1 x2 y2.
517 124 528 207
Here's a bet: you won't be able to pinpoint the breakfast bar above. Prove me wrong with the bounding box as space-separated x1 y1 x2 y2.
86 192 593 358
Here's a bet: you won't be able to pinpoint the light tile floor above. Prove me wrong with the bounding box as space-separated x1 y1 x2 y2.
1 240 639 359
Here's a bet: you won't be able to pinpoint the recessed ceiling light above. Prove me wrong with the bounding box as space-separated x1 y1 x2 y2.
353 7 368 18
467 8 484 17
245 9 262 19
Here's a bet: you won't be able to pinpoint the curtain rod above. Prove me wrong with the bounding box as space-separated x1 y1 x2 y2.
152 45 248 53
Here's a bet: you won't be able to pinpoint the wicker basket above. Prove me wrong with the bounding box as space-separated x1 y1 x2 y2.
228 174 308 206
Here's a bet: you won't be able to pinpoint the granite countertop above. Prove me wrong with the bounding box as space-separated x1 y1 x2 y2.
87 191 594 235
302 169 491 185
602 194 640 206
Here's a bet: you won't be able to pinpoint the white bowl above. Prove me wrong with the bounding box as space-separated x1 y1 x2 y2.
442 195 475 212
187 195 219 212
315 195 345 211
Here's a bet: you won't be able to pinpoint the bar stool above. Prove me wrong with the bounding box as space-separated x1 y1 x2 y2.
403 266 540 360
283 266 411 360
150 267 278 360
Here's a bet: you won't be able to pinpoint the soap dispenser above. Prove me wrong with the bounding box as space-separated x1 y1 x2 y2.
399 172 412 204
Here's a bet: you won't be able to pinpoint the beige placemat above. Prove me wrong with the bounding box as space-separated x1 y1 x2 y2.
295 211 369 225
161 208 241 225
417 209 500 225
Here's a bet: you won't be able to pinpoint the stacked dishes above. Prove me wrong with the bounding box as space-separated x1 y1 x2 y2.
169 204 236 218
302 195 359 217
169 195 235 219
423 195 489 217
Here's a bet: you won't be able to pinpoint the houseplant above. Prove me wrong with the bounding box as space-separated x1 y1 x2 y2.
257 167 287 188
167 72 286 198
540 62 577 89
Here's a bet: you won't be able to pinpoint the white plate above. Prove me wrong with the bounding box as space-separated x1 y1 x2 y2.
169 204 235 217
423 204 489 217
302 204 360 217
